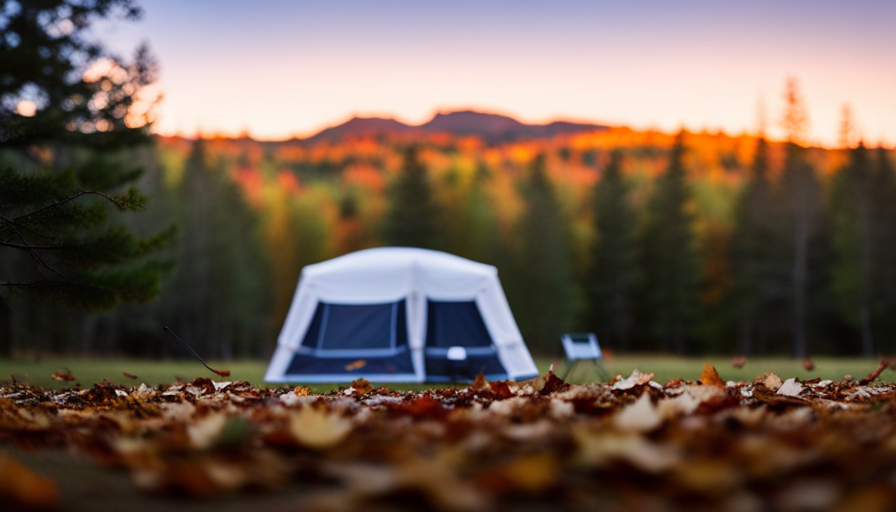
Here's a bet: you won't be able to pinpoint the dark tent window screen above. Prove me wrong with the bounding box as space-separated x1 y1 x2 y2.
425 300 493 348
301 300 406 352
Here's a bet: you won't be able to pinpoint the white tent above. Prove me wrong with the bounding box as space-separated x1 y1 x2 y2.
264 247 539 383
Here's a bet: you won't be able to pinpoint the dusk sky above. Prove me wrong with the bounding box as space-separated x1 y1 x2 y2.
97 0 896 146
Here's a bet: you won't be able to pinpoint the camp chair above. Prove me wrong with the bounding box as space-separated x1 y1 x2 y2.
560 333 609 382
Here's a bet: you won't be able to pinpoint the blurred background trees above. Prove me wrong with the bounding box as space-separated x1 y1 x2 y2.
0 0 172 357
3 27 895 364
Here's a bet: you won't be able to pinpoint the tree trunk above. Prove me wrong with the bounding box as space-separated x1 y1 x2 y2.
0 296 13 358
860 304 873 357
793 214 808 359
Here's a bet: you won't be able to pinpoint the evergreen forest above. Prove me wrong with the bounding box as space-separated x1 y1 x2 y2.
4 95 895 360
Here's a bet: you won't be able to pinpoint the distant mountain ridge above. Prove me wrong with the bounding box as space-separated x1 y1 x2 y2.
307 110 608 143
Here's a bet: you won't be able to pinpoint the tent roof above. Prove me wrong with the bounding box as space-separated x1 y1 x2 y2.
304 247 496 278
298 247 498 303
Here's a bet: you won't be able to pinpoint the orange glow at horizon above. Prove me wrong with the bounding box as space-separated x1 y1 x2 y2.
104 1 896 149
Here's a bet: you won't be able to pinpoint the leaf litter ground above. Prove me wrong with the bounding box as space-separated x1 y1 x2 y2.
4 363 896 511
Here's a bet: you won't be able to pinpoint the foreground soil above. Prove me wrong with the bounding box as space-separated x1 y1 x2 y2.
3 364 896 511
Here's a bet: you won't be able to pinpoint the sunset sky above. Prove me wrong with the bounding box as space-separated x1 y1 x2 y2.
98 0 896 147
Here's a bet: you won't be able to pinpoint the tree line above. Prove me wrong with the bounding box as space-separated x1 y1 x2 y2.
3 0 895 359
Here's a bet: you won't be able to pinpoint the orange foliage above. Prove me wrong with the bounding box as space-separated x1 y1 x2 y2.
276 171 301 196
233 168 265 206
343 164 384 190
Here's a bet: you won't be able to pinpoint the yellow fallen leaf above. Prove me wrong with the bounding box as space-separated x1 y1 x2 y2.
289 407 353 450
613 393 662 432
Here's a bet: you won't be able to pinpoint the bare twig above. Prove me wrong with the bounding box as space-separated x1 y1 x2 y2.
859 359 893 385
163 326 231 377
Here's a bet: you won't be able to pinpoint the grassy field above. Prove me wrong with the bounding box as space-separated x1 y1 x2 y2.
0 355 892 390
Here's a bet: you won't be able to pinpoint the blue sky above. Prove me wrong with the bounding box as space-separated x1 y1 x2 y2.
97 0 896 145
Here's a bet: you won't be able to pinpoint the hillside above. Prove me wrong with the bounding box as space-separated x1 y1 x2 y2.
305 109 609 143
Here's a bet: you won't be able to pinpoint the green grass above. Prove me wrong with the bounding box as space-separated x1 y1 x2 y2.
1 355 892 390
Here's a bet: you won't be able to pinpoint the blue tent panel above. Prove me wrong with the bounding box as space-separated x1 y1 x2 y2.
425 300 492 348
424 300 506 381
285 300 414 378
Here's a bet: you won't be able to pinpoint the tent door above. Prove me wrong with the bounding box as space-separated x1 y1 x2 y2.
423 300 507 381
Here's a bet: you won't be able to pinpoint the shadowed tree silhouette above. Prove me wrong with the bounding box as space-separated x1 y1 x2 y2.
382 145 442 249
728 136 776 354
639 131 700 353
513 154 577 353
0 0 172 356
586 150 638 350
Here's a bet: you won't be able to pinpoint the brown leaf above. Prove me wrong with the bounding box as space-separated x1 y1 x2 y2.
50 369 76 382
754 372 783 391
732 356 747 369
350 378 373 394
699 362 726 388
802 357 816 372
122 371 138 380
471 371 489 392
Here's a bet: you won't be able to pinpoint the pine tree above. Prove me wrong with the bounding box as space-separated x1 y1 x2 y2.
870 147 896 348
382 145 442 249
586 150 638 349
640 131 700 353
775 78 827 358
158 139 269 359
830 142 876 355
0 0 170 355
728 137 776 354
513 154 577 353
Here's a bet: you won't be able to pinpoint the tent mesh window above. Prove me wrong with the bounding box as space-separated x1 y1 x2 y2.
424 300 505 380
286 300 413 375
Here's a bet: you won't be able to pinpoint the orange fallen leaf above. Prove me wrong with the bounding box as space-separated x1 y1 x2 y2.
345 360 366 371
350 378 373 394
699 362 726 388
471 371 489 392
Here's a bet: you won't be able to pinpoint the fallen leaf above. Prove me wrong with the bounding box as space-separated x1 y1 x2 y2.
471 371 489 392
776 378 805 397
187 413 229 449
755 372 783 392
122 371 138 380
611 370 655 390
699 362 726 388
289 407 353 450
50 369 76 382
614 392 662 432
350 378 373 394
345 360 366 371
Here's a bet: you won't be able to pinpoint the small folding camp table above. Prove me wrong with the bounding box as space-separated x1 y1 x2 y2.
560 333 609 381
